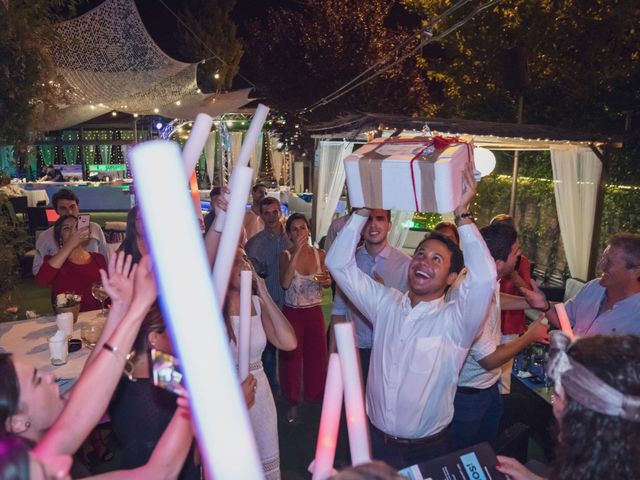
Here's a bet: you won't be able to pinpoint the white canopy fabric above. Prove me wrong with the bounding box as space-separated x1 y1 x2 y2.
315 141 354 242
45 0 252 130
550 146 602 280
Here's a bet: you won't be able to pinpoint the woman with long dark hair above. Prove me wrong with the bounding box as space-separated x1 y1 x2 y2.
496 332 640 479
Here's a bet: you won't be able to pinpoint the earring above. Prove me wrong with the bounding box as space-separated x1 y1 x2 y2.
24 421 31 429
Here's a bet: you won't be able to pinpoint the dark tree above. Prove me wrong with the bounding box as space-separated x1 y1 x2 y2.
241 0 432 120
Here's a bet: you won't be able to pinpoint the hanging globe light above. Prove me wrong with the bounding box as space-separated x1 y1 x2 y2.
473 147 497 177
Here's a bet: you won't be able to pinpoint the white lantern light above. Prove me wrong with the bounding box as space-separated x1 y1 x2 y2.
473 147 496 177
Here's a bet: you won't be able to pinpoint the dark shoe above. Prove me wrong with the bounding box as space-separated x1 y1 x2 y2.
287 406 299 423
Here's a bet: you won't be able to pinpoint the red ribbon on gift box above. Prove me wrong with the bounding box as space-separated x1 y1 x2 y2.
407 136 462 212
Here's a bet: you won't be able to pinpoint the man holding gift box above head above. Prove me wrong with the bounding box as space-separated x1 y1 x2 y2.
326 162 496 469
329 208 410 384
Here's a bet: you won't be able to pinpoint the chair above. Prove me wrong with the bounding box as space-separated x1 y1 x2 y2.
27 207 50 237
9 196 28 217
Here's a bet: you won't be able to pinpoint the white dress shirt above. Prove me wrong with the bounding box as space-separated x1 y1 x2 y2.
331 243 410 349
455 287 502 389
326 214 496 439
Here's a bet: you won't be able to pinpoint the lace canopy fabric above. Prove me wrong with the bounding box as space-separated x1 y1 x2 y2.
46 0 252 130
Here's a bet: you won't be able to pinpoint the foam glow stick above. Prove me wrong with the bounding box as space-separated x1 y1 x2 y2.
312 353 344 480
334 323 371 466
238 270 252 381
130 140 262 479
189 171 203 228
554 302 575 340
235 104 269 168
212 166 253 302
182 113 214 177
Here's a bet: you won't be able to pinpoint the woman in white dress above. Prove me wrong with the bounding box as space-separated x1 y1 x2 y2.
225 252 297 480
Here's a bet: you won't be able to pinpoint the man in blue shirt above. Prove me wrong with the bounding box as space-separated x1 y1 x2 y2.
524 233 640 336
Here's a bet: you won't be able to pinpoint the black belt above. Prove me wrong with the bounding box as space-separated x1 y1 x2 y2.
456 384 495 395
370 422 449 446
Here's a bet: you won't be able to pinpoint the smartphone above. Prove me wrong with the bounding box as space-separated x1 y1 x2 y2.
77 213 90 230
150 348 183 395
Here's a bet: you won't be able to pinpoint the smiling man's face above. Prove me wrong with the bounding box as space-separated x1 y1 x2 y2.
361 209 391 246
408 239 457 300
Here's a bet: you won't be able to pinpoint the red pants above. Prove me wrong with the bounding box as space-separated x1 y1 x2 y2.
279 304 328 406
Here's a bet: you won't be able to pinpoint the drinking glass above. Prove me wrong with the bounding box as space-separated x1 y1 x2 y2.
91 282 109 317
81 324 102 349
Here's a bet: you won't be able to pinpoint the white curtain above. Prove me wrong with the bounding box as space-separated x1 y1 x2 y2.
250 132 264 180
550 146 602 280
315 141 354 242
230 132 243 168
388 211 414 250
204 132 216 185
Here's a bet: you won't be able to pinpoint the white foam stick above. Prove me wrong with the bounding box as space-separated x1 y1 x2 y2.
312 353 344 480
238 270 253 381
334 322 371 466
211 106 267 231
182 113 214 177
554 302 575 340
212 166 253 302
130 141 262 479
236 104 269 168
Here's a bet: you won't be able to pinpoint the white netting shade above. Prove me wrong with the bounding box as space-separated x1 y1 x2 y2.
53 0 193 105
45 0 253 130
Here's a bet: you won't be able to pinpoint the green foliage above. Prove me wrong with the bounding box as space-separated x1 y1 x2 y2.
241 0 432 120
0 196 32 314
0 1 81 148
402 0 640 132
173 0 243 91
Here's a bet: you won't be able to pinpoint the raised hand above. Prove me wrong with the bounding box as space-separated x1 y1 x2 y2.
457 161 478 213
99 251 136 311
66 225 90 249
130 255 157 312
520 278 549 310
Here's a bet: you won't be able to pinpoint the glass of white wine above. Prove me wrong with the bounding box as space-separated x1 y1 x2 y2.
91 282 109 317
81 323 102 349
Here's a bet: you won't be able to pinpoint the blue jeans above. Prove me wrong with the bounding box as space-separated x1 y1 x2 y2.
451 382 503 450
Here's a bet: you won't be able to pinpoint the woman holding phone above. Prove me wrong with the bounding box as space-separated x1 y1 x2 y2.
35 214 107 312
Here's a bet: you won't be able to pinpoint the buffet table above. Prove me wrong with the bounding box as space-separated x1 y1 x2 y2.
21 183 134 211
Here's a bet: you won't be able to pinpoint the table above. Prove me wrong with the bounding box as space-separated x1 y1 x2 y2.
24 189 50 207
22 183 133 211
0 310 102 392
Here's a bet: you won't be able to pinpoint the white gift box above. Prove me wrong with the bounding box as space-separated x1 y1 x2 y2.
344 137 474 213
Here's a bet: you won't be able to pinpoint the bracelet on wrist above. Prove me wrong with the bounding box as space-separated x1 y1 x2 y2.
103 342 133 362
454 211 475 223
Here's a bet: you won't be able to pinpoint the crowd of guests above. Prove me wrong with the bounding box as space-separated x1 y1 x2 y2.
2 171 640 479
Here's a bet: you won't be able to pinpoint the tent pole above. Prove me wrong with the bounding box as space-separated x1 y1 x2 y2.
586 143 610 280
508 95 524 218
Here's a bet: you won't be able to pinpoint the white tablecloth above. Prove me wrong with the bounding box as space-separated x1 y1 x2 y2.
0 310 102 382
24 189 50 207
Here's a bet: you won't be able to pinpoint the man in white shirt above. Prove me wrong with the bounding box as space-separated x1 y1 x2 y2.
329 209 410 383
326 165 496 468
451 223 549 450
243 183 267 241
32 188 108 275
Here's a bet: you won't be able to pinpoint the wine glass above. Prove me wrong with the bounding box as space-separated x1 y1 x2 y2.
81 323 102 349
91 282 109 317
